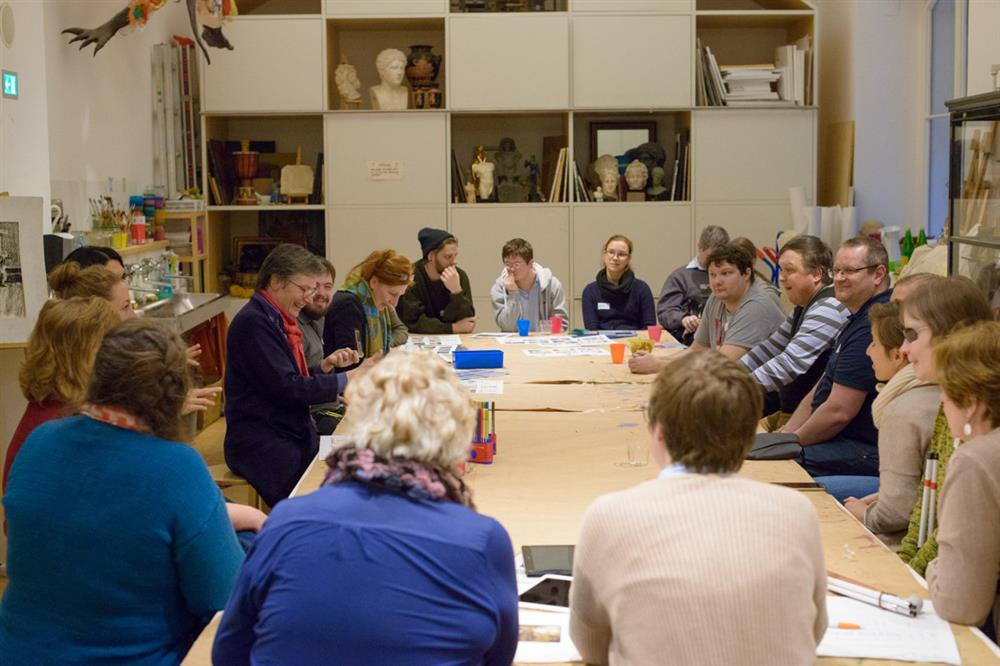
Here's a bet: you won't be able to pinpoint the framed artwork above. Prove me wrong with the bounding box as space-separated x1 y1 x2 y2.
589 121 657 164
0 197 47 346
231 237 282 274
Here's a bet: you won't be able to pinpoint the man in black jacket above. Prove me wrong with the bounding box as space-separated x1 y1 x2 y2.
397 227 476 334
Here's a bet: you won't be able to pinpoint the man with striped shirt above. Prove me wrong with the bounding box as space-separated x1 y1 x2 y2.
742 235 849 431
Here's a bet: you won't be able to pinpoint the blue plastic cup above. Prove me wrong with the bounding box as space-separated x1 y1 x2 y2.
516 319 531 336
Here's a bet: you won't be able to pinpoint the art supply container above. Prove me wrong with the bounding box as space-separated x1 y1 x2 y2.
453 349 504 369
609 342 626 364
549 316 562 334
517 319 531 336
647 325 663 342
468 438 495 464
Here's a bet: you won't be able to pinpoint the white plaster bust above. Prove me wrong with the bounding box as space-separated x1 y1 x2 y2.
592 154 620 201
472 161 496 200
625 159 649 191
334 55 361 103
369 48 409 110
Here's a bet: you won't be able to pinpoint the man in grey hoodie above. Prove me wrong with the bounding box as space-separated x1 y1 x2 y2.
490 238 568 332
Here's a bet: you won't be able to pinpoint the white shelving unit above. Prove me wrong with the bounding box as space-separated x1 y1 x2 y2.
199 0 817 328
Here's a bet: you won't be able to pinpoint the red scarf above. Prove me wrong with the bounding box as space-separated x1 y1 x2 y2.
259 289 310 376
80 402 151 434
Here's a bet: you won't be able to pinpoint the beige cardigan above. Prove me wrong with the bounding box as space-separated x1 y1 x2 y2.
863 383 941 543
570 474 827 666
927 427 1000 638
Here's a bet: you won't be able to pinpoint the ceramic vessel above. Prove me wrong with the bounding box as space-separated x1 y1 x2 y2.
405 45 441 90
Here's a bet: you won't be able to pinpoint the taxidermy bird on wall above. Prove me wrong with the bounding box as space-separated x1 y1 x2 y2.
62 0 238 64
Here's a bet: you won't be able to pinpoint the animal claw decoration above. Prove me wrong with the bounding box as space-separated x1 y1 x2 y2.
62 0 237 65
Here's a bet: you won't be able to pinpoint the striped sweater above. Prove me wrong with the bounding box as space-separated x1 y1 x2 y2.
742 293 848 394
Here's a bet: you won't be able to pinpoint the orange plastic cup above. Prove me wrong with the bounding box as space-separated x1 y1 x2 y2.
610 342 626 364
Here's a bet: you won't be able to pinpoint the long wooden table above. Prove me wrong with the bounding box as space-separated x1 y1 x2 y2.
184 335 999 665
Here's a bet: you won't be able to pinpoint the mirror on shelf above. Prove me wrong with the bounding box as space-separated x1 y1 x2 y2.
589 121 657 163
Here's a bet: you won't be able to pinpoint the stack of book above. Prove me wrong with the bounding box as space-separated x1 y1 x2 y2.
720 65 783 106
775 37 813 106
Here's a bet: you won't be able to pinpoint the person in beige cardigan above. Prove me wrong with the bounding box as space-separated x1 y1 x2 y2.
569 352 827 666
927 321 1000 641
841 302 940 545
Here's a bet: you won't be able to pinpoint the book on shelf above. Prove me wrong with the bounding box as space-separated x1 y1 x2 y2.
775 38 811 106
541 135 567 203
704 45 727 106
550 147 566 203
451 150 464 203
208 176 223 206
574 160 591 203
206 139 236 205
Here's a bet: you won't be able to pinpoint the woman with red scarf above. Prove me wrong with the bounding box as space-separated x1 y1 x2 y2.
224 244 362 507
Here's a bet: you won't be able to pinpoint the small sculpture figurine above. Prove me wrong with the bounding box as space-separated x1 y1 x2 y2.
470 145 488 187
593 188 604 203
592 154 620 202
464 181 477 204
334 54 362 110
369 48 409 110
624 142 666 190
524 155 543 202
472 161 496 202
494 137 525 203
646 165 670 201
624 159 649 201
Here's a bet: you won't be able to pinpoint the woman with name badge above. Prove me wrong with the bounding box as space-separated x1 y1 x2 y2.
582 234 656 331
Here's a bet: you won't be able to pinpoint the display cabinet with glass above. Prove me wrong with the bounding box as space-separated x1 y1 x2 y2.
946 90 1000 312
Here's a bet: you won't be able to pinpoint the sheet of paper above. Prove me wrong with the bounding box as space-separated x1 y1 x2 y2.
317 434 350 460
817 597 961 665
454 368 506 380
462 379 504 395
471 332 515 338
515 609 582 664
523 347 608 357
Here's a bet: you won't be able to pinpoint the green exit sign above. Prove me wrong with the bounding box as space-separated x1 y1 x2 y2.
2 70 17 99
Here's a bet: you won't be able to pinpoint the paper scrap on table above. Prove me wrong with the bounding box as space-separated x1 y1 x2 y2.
515 610 581 664
454 368 506 380
499 335 614 347
318 434 350 460
408 334 462 346
523 347 608 358
471 332 515 338
817 596 960 665
462 379 504 395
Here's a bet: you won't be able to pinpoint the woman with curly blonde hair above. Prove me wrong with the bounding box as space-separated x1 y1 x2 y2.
3 297 120 493
214 352 519 665
1 319 245 663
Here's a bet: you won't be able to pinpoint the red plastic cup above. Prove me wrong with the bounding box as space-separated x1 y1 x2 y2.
647 325 663 342
610 342 626 364
550 316 562 334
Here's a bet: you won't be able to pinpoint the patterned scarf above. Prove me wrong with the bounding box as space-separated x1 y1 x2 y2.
80 402 151 434
258 289 310 376
342 272 390 357
323 445 474 509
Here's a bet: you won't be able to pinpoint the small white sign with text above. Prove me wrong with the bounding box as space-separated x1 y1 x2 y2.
367 160 403 180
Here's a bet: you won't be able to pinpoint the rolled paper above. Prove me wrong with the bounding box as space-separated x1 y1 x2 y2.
882 226 902 262
804 206 821 237
789 186 808 232
840 206 857 245
820 206 839 249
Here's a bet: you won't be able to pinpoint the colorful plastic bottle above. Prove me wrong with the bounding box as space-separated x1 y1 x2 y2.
901 229 915 260
917 229 927 247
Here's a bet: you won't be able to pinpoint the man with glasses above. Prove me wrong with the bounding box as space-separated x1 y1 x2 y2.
490 237 567 332
397 227 476 334
781 236 891 479
296 258 342 435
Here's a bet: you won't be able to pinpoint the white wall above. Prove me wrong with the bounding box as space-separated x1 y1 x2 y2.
0 0 51 204
44 0 189 227
816 0 926 231
966 0 1000 95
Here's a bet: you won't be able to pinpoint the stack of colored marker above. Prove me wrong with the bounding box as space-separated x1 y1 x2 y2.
469 401 497 464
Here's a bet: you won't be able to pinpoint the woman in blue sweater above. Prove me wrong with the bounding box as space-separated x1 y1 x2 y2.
0 320 245 665
214 351 519 666
582 234 656 330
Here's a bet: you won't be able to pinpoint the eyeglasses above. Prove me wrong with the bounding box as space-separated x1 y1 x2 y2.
831 264 879 278
605 250 630 259
504 261 526 270
287 279 318 297
902 325 929 343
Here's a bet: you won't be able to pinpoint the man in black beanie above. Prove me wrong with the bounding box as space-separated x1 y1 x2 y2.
397 227 476 334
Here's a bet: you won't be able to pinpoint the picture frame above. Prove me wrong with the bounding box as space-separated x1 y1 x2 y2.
589 121 657 164
231 236 282 274
0 197 48 346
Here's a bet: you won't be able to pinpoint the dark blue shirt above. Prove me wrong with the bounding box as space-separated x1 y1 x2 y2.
213 482 519 666
810 289 892 446
582 270 657 330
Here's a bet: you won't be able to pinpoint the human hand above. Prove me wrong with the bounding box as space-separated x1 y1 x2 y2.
681 315 701 334
441 265 462 294
226 502 267 533
504 272 517 293
843 497 868 522
627 350 664 375
452 316 476 334
322 347 360 373
345 355 378 383
181 386 223 415
186 343 203 367
859 492 878 504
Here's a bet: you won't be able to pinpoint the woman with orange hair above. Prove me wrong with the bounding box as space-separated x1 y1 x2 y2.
326 249 412 370
3 297 120 493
